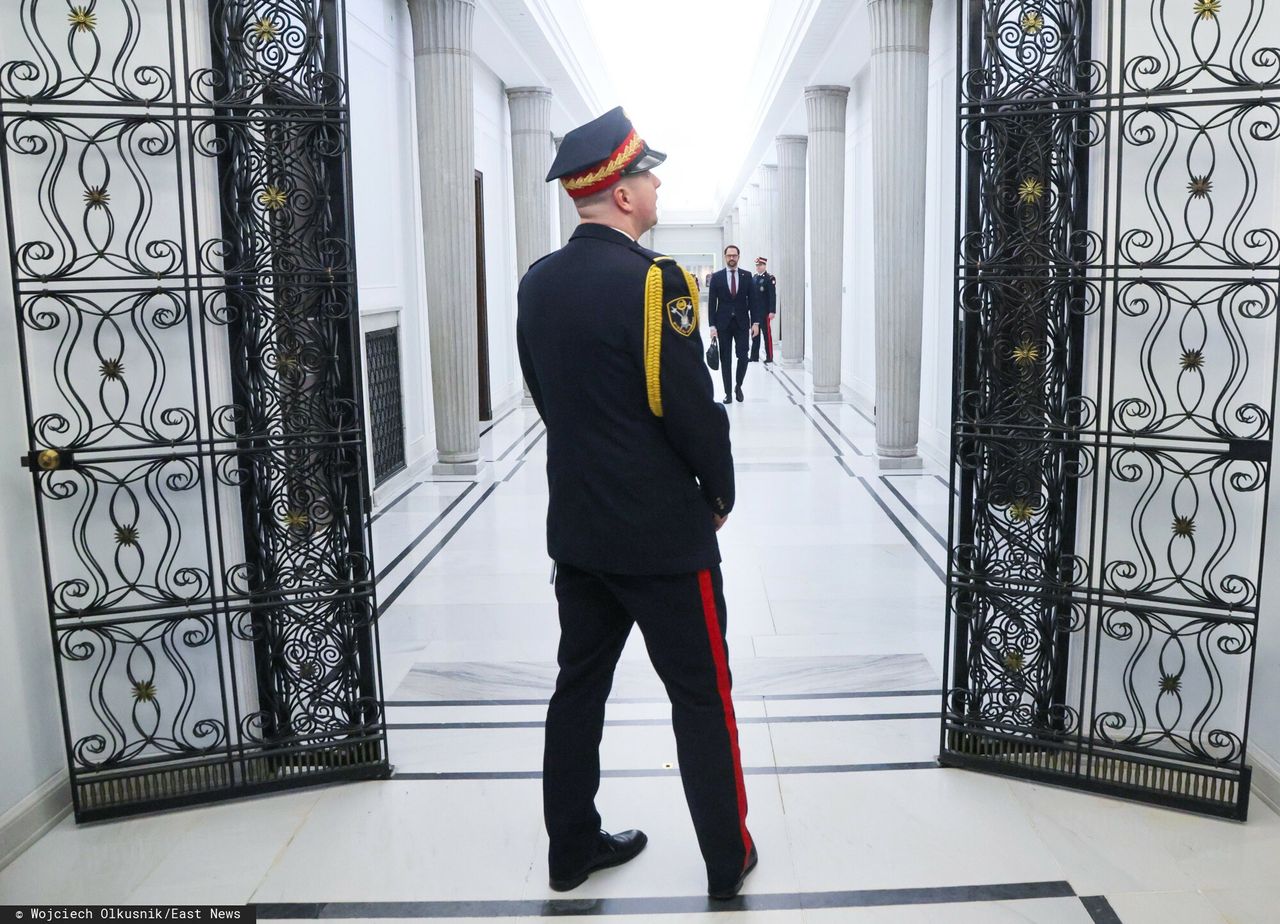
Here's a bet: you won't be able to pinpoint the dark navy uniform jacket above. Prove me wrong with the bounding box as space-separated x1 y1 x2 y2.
517 223 735 575
754 272 776 315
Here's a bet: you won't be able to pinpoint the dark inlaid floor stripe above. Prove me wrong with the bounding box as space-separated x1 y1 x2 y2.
378 483 500 613
1081 895 1125 923
387 711 939 730
255 879 1075 918
392 761 939 781
385 689 943 708
856 475 946 583
375 482 477 583
879 474 947 549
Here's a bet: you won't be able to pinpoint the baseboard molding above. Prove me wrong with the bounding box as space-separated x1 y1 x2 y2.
0 771 71 872
1250 745 1280 816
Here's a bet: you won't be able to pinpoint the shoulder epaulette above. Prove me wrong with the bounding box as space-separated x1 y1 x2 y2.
643 256 699 417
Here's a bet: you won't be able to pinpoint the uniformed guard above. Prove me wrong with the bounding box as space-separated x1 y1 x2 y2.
517 106 757 900
749 257 777 364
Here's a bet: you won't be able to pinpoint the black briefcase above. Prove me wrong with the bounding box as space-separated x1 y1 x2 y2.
705 340 720 371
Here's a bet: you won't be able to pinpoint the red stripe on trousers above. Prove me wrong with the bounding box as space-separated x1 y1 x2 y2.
764 317 773 359
697 569 753 866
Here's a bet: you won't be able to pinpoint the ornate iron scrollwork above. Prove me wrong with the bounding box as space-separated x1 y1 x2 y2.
944 0 1280 820
1 0 387 821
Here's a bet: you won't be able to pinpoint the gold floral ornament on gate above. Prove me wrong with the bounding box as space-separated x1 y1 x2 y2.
259 185 288 210
1194 0 1221 21
1003 650 1026 672
132 680 157 703
100 358 124 380
69 6 96 33
84 186 110 209
253 17 280 42
283 509 310 530
1012 340 1040 368
1180 349 1204 371
1018 177 1045 205
1159 673 1182 695
115 525 140 547
1009 499 1034 522
1187 175 1213 199
1020 11 1045 33
1172 516 1196 538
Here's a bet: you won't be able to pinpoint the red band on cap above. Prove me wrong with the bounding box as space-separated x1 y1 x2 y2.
561 129 645 199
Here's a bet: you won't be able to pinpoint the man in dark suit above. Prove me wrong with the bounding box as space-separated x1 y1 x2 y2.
708 245 757 402
749 257 777 364
518 106 757 901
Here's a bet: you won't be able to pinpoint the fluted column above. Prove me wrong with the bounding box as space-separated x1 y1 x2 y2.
761 164 779 265
869 0 932 466
806 85 849 402
507 87 554 407
553 135 577 246
407 0 479 470
776 135 807 366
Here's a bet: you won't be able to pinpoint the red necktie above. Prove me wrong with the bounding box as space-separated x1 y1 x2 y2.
729 271 737 297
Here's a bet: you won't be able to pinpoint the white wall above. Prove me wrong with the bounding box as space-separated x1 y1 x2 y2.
918 0 957 465
348 0 434 483
0 218 67 831
474 60 523 412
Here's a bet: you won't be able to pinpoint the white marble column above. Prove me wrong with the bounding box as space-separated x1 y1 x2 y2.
407 0 480 471
508 88 554 276
776 135 807 366
507 87 554 407
806 85 849 402
553 135 577 246
761 164 779 266
869 0 932 467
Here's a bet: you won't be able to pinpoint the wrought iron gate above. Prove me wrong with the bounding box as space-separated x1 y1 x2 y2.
0 0 388 821
944 0 1280 819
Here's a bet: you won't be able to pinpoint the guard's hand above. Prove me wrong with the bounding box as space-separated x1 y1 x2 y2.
768 313 775 320
713 513 728 531
709 327 717 340
751 323 760 337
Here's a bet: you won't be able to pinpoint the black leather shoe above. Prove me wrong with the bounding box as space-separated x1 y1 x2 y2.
549 829 648 892
722 394 732 404
735 386 744 402
708 845 758 900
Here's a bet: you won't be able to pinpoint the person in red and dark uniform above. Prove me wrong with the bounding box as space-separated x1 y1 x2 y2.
517 106 757 900
749 257 777 364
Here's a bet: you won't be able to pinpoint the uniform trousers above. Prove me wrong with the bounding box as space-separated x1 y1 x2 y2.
749 316 774 363
544 563 754 888
717 316 751 397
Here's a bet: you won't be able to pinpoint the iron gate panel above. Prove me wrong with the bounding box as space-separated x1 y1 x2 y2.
0 0 388 821
366 327 406 485
944 0 1280 819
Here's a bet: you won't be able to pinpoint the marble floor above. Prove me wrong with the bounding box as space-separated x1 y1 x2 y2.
3 363 1279 922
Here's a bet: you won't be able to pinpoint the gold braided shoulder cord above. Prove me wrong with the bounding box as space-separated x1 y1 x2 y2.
643 257 673 417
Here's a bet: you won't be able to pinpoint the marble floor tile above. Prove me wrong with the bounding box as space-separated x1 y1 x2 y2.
1201 887 1280 923
803 898 1093 923
1105 891 1231 924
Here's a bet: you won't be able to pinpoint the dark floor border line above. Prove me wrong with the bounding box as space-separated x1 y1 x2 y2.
503 458 528 482
392 761 939 781
846 400 876 427
797 405 844 456
494 420 543 462
384 689 944 708
835 455 857 478
254 879 1072 919
386 712 940 731
375 482 478 583
879 475 947 550
855 476 947 583
776 366 807 398
479 405 519 438
814 405 865 456
1080 895 1125 924
369 481 423 525
766 362 801 398
378 483 501 613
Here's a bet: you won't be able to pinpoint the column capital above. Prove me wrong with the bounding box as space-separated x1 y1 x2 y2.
776 134 808 145
406 0 476 53
805 85 849 134
867 0 932 54
506 85 553 101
